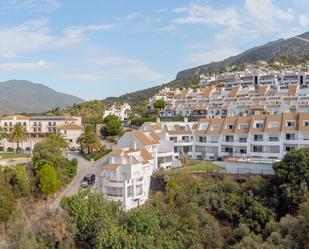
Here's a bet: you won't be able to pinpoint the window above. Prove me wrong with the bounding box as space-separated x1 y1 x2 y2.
286 133 295 140
199 136 206 142
255 122 263 128
285 146 295 152
23 122 26 126
254 134 263 141
269 136 279 141
224 147 233 153
240 149 247 154
268 122 279 128
226 124 234 129
225 135 234 142
286 120 296 127
211 125 221 131
239 123 249 129
239 137 247 143
253 146 263 152
304 121 309 127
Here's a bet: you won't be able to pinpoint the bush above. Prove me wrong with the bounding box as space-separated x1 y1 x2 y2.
0 185 16 222
130 117 156 126
38 164 61 196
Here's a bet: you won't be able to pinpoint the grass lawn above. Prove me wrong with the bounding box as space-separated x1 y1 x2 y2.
0 153 31 159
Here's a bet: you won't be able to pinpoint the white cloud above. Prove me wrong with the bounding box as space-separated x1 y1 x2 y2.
0 0 61 14
0 19 114 57
245 0 294 33
300 15 309 27
188 47 241 65
173 4 240 29
0 60 49 70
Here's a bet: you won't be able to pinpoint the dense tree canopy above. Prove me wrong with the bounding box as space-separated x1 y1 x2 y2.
273 148 309 214
101 115 123 137
153 99 165 110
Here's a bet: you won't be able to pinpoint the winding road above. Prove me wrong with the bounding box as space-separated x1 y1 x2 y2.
49 151 107 209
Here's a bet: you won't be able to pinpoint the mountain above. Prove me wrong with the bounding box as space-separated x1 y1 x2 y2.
176 31 309 80
0 80 83 115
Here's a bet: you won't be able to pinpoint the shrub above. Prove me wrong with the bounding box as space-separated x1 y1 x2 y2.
38 164 61 196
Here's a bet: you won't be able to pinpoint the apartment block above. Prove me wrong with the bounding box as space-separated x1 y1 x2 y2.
103 102 131 121
140 112 309 163
0 115 83 152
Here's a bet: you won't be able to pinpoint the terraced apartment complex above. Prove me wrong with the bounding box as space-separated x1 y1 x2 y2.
151 70 309 120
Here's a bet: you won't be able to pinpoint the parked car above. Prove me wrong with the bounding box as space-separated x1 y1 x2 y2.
82 174 96 186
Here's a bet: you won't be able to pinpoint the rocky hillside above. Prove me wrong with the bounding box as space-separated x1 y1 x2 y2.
176 31 309 80
0 80 83 115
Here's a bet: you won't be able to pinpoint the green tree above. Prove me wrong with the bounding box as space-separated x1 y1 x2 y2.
101 115 123 137
8 123 28 152
38 164 61 196
153 99 165 110
0 126 6 140
273 148 309 214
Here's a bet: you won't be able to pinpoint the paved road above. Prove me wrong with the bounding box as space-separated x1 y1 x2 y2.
214 161 275 175
49 151 107 209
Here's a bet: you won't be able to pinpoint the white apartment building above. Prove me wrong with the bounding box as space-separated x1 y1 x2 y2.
140 112 309 163
150 82 309 120
103 102 131 121
0 115 83 152
96 129 179 211
96 147 153 211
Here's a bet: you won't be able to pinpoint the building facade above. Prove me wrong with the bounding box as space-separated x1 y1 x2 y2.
103 102 131 121
140 112 309 163
0 115 83 152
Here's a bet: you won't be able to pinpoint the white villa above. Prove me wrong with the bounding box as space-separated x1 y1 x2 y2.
103 102 131 121
0 115 83 152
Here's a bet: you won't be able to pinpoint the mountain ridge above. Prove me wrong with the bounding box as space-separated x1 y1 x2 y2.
0 80 83 115
175 31 309 80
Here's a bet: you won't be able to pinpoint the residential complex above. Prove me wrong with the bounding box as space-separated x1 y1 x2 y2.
0 115 83 152
103 102 131 121
150 70 309 120
140 113 309 162
96 130 179 210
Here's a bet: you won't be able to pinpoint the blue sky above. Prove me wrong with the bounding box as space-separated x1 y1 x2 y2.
0 0 308 100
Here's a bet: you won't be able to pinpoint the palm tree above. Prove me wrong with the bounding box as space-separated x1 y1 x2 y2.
8 123 28 153
48 133 69 151
79 125 101 154
0 127 6 141
48 133 70 155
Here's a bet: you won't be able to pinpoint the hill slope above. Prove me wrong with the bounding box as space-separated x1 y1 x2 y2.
0 80 83 115
176 31 309 80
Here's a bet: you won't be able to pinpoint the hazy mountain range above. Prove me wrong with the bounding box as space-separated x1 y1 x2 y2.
0 80 83 115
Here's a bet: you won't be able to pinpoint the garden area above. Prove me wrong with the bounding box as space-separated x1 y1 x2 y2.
0 153 31 159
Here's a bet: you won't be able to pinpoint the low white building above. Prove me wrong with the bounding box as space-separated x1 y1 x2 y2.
103 102 131 121
0 115 83 152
